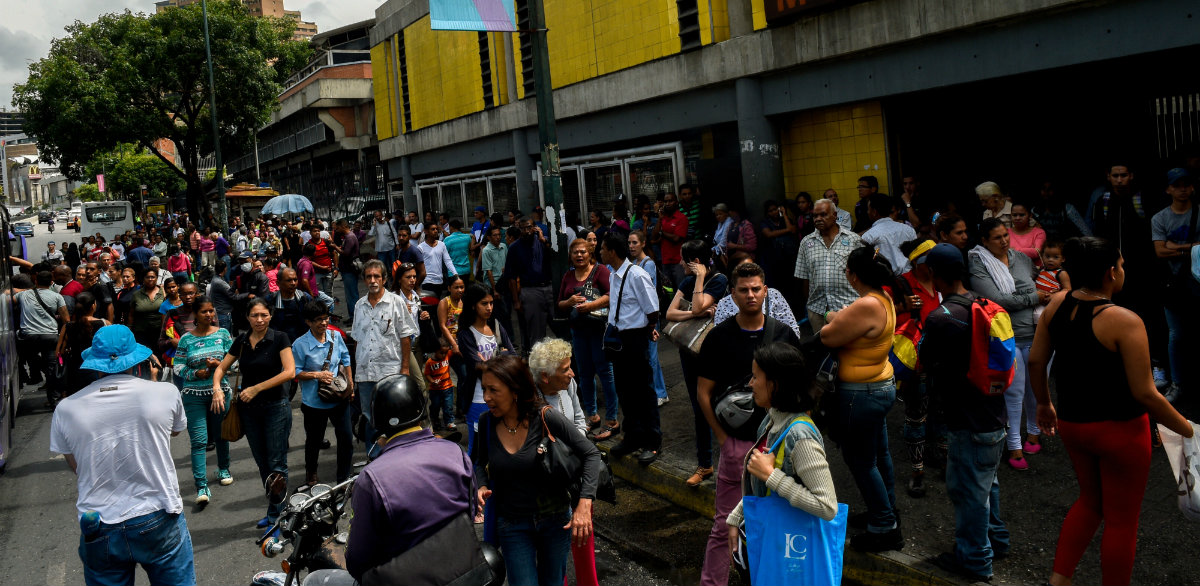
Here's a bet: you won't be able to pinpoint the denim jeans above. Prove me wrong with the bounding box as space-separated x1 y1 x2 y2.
317 271 335 298
376 249 396 283
78 510 195 586
649 339 667 400
181 392 231 490
901 377 947 473
429 384 456 430
301 402 353 482
217 313 233 336
1164 303 1196 392
679 352 713 469
342 271 360 319
1004 343 1040 451
945 428 1009 577
571 326 618 422
466 401 489 457
837 379 898 532
701 437 752 586
239 397 291 522
356 381 380 446
497 510 572 586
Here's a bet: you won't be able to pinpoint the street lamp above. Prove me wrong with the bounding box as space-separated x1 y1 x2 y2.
201 0 228 232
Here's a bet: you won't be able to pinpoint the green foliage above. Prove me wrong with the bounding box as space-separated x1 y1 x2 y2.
73 183 102 202
13 0 313 222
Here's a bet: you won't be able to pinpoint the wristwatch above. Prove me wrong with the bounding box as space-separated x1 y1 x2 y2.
905 202 912 208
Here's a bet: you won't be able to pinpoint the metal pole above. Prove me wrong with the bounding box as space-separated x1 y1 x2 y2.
527 0 567 277
1 140 8 206
253 133 261 184
201 0 228 232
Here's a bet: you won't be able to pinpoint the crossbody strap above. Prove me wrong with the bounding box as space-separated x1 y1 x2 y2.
321 336 335 371
612 263 630 324
31 288 58 321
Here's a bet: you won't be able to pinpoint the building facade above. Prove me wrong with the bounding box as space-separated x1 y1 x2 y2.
154 0 317 40
227 20 382 222
366 0 1200 234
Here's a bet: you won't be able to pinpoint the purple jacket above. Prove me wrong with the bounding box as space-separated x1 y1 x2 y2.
346 428 473 581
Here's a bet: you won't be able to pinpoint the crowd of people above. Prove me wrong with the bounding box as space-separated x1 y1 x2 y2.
27 158 1200 586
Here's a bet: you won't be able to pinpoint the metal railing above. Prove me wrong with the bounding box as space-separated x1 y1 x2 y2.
281 49 372 94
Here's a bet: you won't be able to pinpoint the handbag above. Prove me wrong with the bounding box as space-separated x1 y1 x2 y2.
1158 421 1200 522
740 418 849 586
661 299 715 356
221 367 243 441
316 339 351 402
536 406 584 500
572 265 608 322
602 266 630 353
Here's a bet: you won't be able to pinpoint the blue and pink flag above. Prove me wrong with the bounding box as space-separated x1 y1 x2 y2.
430 0 517 32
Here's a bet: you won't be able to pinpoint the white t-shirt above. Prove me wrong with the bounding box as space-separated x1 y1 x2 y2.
470 326 497 403
50 374 187 523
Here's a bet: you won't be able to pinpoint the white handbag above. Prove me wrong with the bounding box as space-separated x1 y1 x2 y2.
1158 422 1200 522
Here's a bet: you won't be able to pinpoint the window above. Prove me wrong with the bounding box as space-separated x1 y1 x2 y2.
85 206 128 222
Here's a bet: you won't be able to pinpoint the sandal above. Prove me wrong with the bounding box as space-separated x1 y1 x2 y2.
592 424 620 442
587 416 602 431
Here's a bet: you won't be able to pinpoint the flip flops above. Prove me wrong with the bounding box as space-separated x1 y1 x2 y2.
591 424 620 442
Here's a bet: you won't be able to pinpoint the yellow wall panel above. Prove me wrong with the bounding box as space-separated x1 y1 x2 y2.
543 0 682 90
370 42 396 141
403 15 485 131
782 101 890 213
751 0 767 31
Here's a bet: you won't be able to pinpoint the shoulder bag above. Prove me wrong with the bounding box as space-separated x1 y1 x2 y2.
571 264 609 323
537 406 583 499
221 336 246 441
661 298 715 356
316 337 351 402
602 267 629 353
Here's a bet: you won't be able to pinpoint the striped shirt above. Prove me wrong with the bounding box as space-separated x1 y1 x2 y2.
173 328 233 395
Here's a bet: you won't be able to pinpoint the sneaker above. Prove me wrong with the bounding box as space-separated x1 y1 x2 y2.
1163 383 1181 404
195 487 211 506
931 552 992 582
686 466 714 487
446 422 457 432
850 527 904 552
906 472 926 498
657 396 670 407
217 469 233 486
1153 366 1169 390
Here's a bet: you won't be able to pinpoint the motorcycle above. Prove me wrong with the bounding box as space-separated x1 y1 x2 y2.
253 474 356 586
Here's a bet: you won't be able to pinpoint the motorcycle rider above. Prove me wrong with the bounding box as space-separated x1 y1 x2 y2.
303 374 500 586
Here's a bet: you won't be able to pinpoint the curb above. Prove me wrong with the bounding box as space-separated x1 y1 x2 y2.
601 445 973 586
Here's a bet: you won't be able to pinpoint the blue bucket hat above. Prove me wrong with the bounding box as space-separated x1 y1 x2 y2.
81 325 153 374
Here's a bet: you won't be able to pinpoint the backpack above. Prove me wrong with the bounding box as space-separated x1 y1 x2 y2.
946 295 1016 396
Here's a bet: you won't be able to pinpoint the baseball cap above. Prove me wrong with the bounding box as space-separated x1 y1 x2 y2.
925 243 965 278
1167 168 1192 186
474 206 487 213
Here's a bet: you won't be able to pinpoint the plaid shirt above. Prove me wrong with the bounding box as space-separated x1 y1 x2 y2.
794 227 861 315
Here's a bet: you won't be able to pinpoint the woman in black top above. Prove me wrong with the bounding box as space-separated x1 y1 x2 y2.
1030 237 1193 586
473 355 602 586
64 242 81 272
56 291 106 396
212 298 296 530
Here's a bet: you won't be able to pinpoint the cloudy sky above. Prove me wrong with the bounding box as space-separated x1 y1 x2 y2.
0 0 381 111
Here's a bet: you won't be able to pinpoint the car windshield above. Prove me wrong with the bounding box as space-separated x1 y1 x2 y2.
85 206 128 222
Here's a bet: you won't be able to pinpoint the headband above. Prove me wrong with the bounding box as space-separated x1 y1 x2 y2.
907 240 936 262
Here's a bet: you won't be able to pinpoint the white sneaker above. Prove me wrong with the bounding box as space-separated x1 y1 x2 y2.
657 397 670 407
1163 383 1181 404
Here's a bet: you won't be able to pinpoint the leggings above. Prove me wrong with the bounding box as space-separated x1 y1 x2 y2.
1052 414 1151 586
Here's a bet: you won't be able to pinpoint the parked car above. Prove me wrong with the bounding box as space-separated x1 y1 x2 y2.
37 211 51 224
12 222 33 236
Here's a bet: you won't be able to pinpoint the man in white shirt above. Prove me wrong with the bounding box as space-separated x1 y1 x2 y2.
861 193 917 275
50 324 194 586
599 233 662 465
406 211 423 243
352 259 419 456
42 241 64 265
417 222 457 298
368 210 400 279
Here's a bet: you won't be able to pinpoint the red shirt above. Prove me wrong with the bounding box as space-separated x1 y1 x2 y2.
312 239 333 272
890 271 940 327
659 210 689 265
60 280 85 298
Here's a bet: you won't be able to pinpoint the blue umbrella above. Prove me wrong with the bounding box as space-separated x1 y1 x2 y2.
260 194 314 215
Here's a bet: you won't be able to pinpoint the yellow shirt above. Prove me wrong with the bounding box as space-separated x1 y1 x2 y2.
837 291 896 383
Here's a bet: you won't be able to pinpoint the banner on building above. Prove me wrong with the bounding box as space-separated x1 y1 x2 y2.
765 0 868 23
429 0 516 32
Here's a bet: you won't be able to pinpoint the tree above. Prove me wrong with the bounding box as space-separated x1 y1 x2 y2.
84 144 187 201
73 183 103 202
13 0 311 229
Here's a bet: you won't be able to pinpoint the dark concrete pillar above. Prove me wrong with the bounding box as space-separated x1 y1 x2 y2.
512 128 537 212
729 0 754 38
736 77 784 222
400 155 416 214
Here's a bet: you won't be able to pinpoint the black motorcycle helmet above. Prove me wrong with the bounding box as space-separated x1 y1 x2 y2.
371 374 426 439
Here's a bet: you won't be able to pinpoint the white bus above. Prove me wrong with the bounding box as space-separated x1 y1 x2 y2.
78 201 136 242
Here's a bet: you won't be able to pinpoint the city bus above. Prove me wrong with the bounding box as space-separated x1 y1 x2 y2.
0 207 21 472
78 200 136 242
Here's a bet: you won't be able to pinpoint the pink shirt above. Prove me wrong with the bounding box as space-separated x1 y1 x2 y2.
1009 227 1046 265
199 238 215 252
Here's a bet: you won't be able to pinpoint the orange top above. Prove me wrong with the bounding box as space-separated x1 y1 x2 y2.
837 291 896 383
423 357 454 391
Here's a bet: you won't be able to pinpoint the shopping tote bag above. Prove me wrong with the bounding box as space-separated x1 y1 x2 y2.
1158 422 1200 522
743 496 848 586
